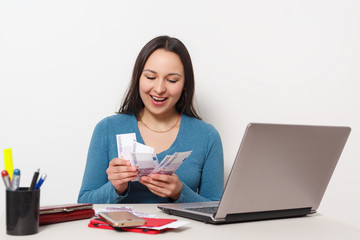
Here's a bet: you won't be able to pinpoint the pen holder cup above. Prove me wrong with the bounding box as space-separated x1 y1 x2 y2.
6 187 40 235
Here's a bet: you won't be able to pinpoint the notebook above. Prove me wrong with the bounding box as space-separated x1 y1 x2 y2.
158 123 351 224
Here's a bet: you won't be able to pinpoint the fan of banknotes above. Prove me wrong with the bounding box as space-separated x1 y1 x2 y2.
116 133 192 181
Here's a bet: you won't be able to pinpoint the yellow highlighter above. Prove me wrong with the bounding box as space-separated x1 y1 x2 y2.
3 148 14 180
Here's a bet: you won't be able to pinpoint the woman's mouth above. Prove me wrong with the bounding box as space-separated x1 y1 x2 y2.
151 95 167 103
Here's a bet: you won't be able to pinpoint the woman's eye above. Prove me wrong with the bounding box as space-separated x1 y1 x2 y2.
146 76 156 80
168 79 178 83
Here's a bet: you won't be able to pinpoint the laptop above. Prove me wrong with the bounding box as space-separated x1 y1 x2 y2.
158 123 351 224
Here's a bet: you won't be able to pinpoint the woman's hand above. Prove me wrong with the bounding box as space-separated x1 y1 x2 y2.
140 174 183 201
106 158 138 195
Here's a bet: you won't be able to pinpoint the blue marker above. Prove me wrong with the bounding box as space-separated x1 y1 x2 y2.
35 173 47 189
12 169 20 191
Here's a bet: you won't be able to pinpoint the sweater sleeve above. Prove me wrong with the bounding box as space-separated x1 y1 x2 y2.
77 119 128 203
175 127 224 203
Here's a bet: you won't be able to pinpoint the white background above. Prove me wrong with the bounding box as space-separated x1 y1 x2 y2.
0 0 359 228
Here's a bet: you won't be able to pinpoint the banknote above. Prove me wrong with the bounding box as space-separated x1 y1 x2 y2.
131 152 158 179
116 133 192 181
131 141 154 154
116 133 136 158
117 134 153 165
150 151 192 175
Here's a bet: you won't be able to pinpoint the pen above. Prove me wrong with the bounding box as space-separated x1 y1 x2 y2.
3 148 14 180
29 168 40 191
12 169 21 191
2 170 12 190
35 173 47 189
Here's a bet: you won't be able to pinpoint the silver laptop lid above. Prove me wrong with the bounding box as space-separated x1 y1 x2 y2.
215 123 350 219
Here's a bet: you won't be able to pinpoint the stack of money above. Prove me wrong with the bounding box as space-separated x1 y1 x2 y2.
116 133 192 181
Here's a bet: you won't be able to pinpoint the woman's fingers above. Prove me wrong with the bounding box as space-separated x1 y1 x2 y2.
140 174 182 199
106 158 138 194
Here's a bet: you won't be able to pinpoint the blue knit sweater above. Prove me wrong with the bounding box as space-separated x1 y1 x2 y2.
78 113 224 203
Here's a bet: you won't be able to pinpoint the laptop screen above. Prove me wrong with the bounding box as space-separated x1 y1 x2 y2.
215 123 350 219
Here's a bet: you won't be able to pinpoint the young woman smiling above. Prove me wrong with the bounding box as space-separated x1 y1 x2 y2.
78 36 224 204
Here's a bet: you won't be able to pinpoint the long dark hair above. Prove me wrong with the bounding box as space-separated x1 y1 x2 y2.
118 35 201 120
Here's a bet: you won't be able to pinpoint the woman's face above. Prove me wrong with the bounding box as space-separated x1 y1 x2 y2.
139 49 185 118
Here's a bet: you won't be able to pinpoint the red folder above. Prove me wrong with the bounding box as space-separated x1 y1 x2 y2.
40 203 95 225
141 217 177 227
88 217 177 234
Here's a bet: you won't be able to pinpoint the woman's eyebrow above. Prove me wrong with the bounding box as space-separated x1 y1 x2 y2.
168 73 182 77
143 69 157 74
143 69 182 77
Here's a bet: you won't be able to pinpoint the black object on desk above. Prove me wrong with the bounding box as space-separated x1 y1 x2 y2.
6 187 40 235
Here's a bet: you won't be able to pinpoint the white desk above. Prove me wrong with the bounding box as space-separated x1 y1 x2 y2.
1 204 360 239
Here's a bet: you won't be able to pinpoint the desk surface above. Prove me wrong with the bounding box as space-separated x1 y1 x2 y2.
2 204 360 240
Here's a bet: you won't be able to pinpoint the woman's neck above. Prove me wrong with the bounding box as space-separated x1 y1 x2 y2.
138 109 180 132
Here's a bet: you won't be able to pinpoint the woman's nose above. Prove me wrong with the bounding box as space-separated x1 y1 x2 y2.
154 79 166 95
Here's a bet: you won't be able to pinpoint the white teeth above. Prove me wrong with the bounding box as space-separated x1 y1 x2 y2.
152 96 166 101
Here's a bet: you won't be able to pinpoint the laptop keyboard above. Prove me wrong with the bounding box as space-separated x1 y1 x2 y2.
186 206 218 215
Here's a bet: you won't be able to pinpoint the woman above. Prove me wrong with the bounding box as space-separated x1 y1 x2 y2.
78 36 224 203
